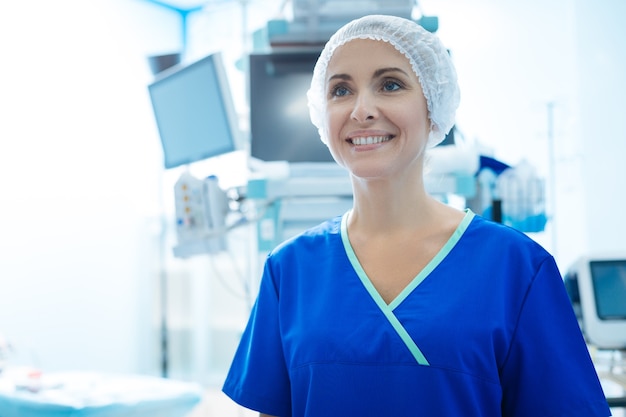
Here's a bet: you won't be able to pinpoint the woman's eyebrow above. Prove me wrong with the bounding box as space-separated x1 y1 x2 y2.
328 67 410 83
373 67 410 78
327 73 352 83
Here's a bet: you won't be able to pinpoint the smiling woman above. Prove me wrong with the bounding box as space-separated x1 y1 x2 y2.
221 14 611 417
307 17 459 149
322 39 431 179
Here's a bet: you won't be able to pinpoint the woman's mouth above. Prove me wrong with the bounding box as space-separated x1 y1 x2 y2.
349 135 393 146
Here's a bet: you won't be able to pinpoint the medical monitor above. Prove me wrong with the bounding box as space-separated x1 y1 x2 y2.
248 51 335 164
564 254 626 350
148 52 240 169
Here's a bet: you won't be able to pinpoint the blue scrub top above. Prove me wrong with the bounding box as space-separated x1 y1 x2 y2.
223 211 610 417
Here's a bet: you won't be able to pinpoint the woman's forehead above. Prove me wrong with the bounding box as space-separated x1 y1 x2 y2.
326 39 416 79
330 38 408 63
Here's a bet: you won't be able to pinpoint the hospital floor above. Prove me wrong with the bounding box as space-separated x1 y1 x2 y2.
187 387 256 417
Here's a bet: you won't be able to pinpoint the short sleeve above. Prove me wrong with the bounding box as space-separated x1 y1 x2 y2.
500 256 611 417
222 258 292 417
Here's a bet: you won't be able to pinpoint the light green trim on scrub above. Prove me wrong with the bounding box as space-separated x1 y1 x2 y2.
340 209 475 366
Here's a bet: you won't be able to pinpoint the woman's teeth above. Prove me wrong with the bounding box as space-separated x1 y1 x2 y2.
351 136 391 146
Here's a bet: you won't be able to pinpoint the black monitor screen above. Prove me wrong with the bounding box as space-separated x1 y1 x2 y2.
249 51 335 163
590 260 626 320
148 52 238 169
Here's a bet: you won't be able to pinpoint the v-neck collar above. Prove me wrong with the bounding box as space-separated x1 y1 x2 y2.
340 209 475 311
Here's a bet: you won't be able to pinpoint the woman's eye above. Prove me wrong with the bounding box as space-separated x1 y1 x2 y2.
331 85 350 97
382 80 402 92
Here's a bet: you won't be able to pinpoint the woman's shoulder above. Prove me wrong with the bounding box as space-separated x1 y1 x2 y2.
470 212 541 241
460 214 560 291
466 213 552 260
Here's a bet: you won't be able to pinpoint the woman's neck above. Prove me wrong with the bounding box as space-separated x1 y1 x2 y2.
348 174 437 235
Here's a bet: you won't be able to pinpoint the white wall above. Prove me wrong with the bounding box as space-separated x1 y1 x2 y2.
575 0 626 255
0 0 180 374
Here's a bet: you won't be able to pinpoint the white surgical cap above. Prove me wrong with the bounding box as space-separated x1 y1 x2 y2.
307 14 460 148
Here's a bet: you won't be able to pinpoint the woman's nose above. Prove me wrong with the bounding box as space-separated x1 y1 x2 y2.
350 93 378 122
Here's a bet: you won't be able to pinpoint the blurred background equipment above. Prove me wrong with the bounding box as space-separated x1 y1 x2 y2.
148 52 241 170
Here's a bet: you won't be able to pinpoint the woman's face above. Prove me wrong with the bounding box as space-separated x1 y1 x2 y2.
324 39 430 180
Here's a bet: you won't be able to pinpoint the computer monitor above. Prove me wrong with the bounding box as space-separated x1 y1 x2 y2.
564 254 626 350
148 52 241 169
248 50 336 164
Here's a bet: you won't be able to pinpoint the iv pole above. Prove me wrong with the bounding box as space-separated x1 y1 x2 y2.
143 0 203 379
